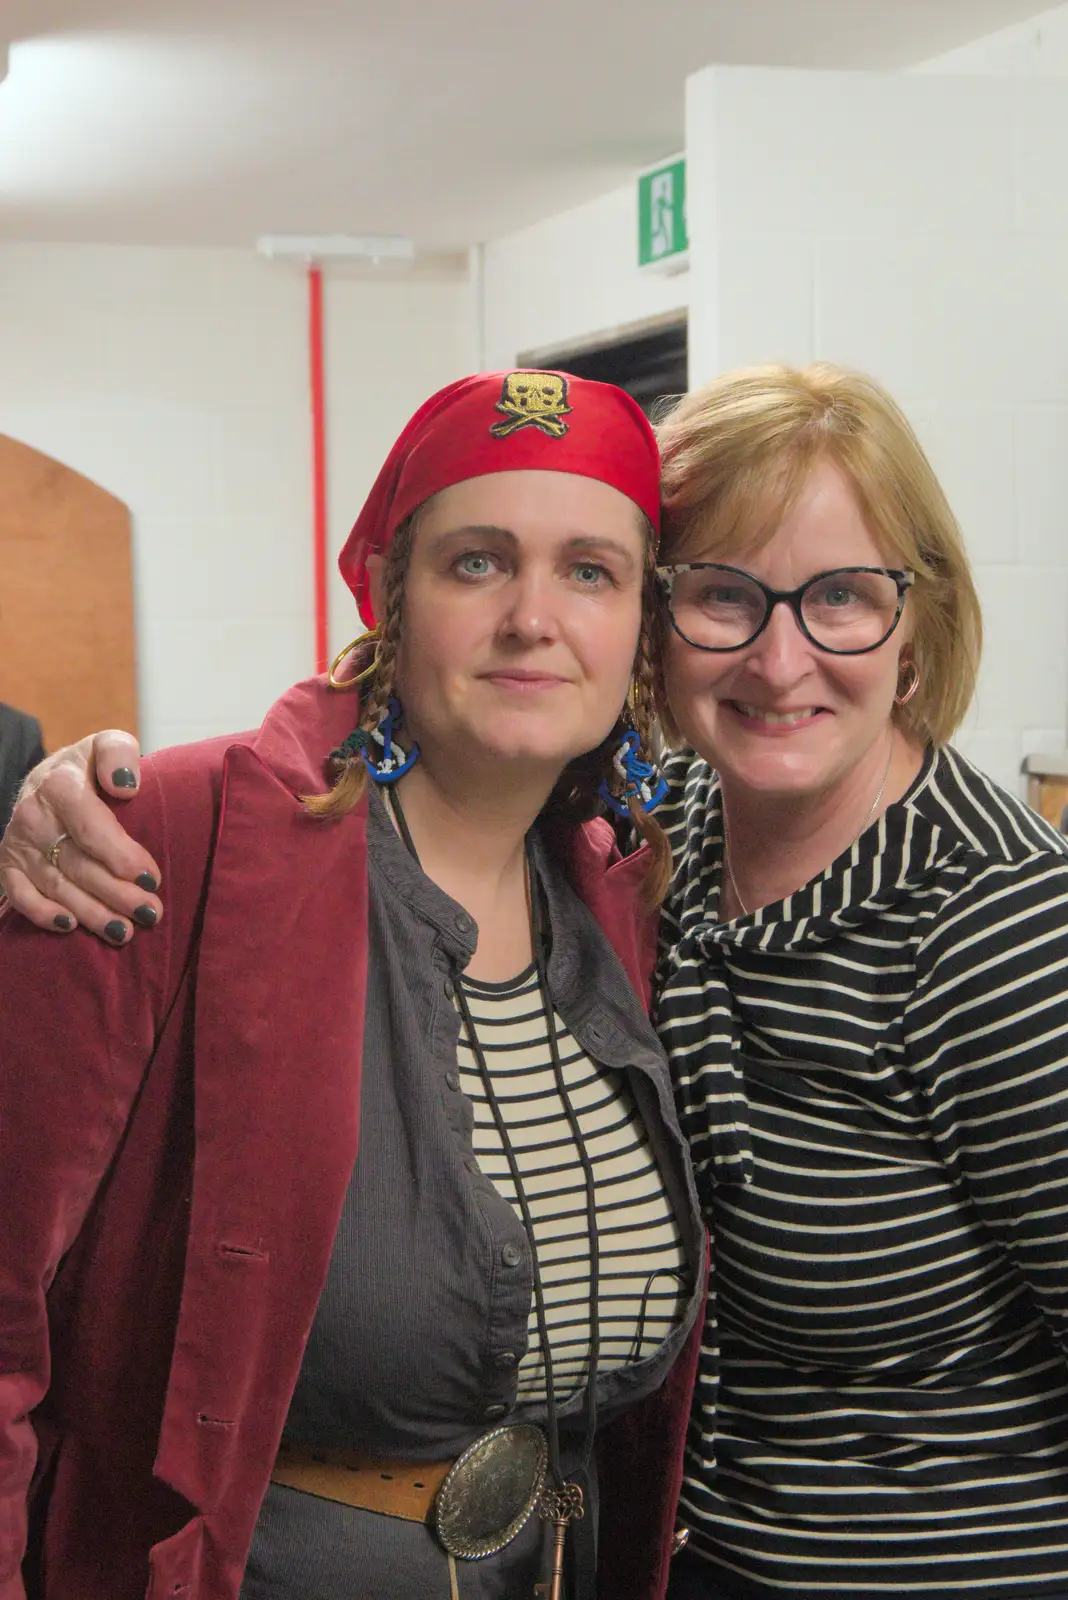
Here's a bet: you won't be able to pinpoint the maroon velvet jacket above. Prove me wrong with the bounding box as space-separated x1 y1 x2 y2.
0 676 701 1600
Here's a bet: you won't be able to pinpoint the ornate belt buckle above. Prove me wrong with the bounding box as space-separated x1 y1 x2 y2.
435 1423 548 1560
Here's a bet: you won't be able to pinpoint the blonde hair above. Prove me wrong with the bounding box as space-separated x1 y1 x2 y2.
304 503 674 903
654 362 983 748
303 516 415 820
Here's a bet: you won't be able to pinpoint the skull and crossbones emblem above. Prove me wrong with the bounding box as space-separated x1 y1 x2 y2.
490 372 572 439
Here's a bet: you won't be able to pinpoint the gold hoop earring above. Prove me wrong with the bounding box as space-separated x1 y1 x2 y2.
895 659 920 707
328 627 381 691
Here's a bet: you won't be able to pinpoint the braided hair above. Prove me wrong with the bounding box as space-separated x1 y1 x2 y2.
540 520 674 905
303 517 414 821
627 554 674 902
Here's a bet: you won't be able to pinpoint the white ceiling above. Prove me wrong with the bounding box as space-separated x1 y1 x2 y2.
0 0 1050 251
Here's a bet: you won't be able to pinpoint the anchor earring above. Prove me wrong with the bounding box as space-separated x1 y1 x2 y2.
363 697 420 783
329 697 420 784
597 729 668 819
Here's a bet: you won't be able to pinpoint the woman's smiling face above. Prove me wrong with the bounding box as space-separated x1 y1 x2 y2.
374 469 647 780
661 456 914 802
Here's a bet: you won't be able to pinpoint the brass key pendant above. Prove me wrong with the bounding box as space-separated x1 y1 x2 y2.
534 1482 585 1600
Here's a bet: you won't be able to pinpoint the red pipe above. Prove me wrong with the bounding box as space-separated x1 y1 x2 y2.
308 264 329 674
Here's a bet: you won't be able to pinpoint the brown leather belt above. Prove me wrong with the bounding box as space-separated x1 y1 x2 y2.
271 1441 455 1523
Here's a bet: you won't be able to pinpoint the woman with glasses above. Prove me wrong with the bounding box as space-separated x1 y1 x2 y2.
652 364 1068 1600
8 362 1068 1600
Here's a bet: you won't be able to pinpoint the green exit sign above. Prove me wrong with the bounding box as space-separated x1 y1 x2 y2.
638 156 688 270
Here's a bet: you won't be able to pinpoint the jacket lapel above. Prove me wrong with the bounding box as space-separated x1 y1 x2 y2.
569 817 660 1010
155 681 371 1518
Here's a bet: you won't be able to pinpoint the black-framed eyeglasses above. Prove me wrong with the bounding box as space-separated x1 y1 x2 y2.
655 563 915 656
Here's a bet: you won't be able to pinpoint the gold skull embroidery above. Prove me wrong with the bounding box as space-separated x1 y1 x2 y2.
490 372 572 439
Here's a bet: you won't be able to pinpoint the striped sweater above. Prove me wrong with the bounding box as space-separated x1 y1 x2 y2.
654 744 1068 1597
456 965 689 1403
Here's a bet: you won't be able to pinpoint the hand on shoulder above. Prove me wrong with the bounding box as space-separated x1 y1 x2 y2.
0 730 162 944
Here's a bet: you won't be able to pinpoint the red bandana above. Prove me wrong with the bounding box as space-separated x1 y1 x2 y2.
338 370 661 626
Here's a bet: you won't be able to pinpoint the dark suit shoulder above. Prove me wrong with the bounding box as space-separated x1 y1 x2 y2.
0 702 46 834
0 701 44 760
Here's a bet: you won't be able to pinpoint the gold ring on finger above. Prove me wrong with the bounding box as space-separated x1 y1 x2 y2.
44 833 71 871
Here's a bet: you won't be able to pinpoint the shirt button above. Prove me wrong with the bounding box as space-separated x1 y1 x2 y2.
494 1351 518 1371
455 912 473 935
445 1071 461 1091
501 1243 522 1269
465 1157 480 1174
443 979 455 1000
484 1403 508 1421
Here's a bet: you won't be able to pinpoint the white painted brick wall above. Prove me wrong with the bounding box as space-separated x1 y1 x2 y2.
0 244 473 751
482 183 689 369
684 64 1068 794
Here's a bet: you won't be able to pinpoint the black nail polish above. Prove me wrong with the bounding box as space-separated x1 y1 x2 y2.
112 767 138 790
53 913 74 931
104 919 128 944
132 904 158 929
134 872 158 893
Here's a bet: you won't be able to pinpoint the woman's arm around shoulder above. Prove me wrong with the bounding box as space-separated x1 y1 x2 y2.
905 845 1068 1350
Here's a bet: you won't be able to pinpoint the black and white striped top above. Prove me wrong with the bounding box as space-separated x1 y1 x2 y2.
654 744 1068 1597
457 966 689 1404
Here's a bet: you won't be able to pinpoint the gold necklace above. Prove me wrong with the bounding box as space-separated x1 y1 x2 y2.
722 736 895 920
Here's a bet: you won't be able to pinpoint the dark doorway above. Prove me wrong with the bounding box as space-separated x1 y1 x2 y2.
523 314 687 420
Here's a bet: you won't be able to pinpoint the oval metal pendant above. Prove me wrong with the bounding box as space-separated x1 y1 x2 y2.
435 1423 548 1560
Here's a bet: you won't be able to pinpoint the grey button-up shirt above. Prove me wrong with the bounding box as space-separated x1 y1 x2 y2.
240 789 703 1599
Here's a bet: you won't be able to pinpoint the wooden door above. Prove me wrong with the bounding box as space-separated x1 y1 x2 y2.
0 435 137 751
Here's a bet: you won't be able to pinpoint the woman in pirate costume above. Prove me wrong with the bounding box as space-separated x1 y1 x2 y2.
0 373 705 1600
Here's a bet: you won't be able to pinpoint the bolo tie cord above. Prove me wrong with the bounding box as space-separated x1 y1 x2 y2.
628 1266 689 1364
386 786 602 1496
